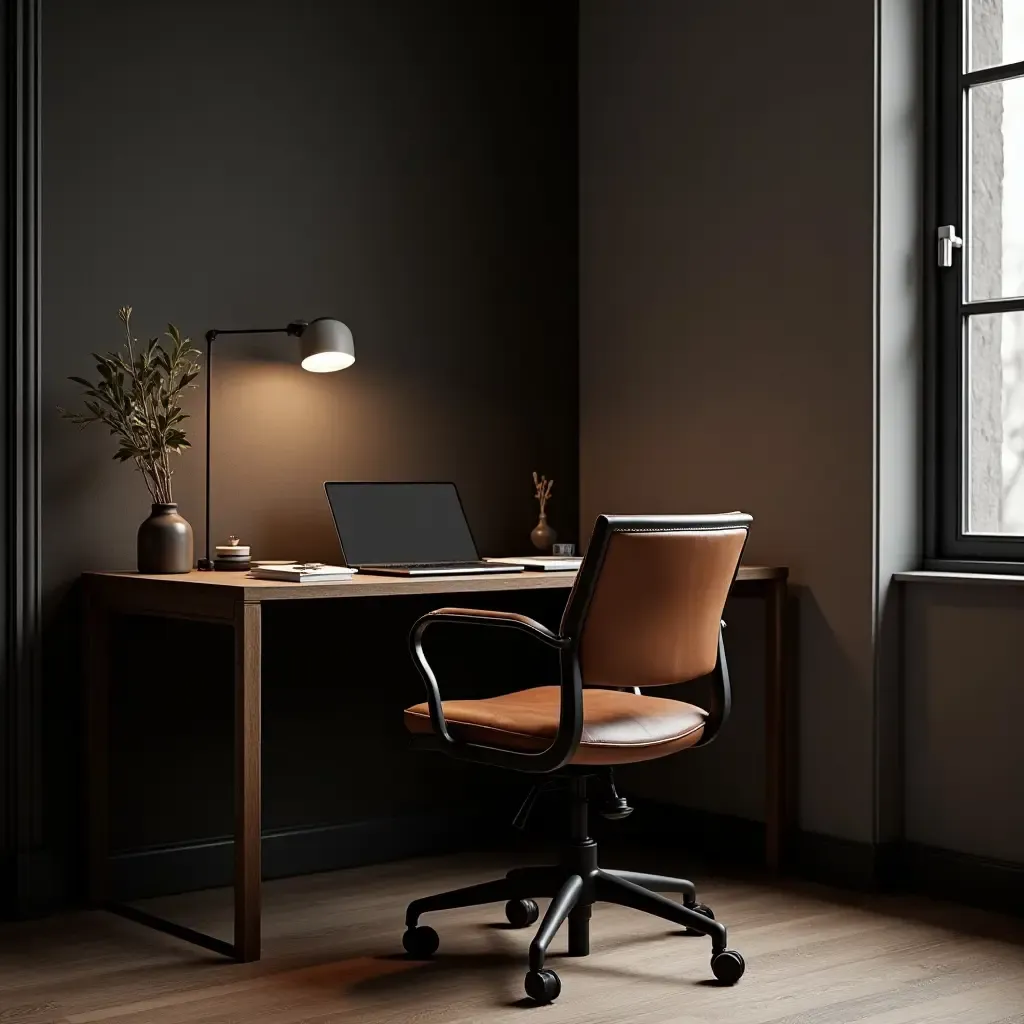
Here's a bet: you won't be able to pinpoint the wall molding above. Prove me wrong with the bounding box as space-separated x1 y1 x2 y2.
102 797 1024 920
612 801 1022 912
108 810 505 903
2 0 44 918
899 842 1024 916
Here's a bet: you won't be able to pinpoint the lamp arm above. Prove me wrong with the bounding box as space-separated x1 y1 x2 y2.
205 323 307 343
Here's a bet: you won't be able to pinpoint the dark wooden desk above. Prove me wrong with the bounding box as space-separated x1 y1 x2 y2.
83 564 789 962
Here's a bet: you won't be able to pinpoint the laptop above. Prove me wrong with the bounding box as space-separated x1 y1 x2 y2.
324 481 524 576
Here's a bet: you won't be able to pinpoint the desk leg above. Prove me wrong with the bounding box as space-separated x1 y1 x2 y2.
234 601 262 962
764 577 788 872
85 594 110 906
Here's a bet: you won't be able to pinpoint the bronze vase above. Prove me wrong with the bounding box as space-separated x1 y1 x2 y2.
137 503 194 574
530 512 557 552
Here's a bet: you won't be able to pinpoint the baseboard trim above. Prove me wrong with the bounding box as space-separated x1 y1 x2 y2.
609 800 1022 910
795 831 893 891
110 809 501 902
0 853 12 917
617 799 885 889
900 842 1024 916
0 847 65 918
107 800 1024 918
599 799 767 866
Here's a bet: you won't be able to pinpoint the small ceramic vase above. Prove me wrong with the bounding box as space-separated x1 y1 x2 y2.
530 512 557 552
137 503 193 574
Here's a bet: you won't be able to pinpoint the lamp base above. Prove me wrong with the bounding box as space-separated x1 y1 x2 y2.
197 557 215 571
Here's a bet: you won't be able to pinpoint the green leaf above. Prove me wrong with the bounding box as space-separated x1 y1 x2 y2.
65 308 195 479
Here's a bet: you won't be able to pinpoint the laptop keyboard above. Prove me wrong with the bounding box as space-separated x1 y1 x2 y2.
394 561 492 568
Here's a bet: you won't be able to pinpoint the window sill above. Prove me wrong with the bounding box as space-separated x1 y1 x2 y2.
895 568 1024 587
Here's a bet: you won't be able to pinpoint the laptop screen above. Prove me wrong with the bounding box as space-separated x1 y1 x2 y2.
325 482 480 565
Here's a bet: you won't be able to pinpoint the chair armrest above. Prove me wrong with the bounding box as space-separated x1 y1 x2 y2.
408 607 582 773
412 606 569 649
694 627 731 747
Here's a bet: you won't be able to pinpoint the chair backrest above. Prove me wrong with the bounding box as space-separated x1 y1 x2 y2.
561 513 751 688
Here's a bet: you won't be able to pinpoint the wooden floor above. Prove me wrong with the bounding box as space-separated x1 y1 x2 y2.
3 851 1024 1023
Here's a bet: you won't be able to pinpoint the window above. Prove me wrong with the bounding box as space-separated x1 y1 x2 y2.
933 0 1024 560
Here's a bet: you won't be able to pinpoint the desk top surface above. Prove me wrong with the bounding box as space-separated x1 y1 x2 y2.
84 563 787 604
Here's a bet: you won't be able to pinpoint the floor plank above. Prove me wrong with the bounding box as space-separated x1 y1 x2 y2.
1 852 1023 1023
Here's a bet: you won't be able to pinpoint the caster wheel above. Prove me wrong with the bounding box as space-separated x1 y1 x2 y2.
684 901 715 936
504 898 540 928
524 968 561 1004
402 925 439 959
711 949 745 985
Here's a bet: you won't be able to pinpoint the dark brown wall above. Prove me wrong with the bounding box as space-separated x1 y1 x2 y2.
579 0 923 852
579 0 882 843
41 0 578 895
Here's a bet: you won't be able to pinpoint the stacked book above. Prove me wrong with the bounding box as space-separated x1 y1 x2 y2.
248 562 356 583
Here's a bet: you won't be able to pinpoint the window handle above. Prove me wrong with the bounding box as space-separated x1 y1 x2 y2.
938 225 963 268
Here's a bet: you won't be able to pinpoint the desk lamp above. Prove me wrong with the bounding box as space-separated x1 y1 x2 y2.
197 317 355 571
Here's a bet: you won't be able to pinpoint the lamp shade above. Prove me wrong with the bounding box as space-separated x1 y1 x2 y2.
298 318 355 372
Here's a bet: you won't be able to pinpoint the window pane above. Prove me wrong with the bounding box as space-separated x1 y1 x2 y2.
968 77 1024 301
966 311 1024 533
970 0 1024 72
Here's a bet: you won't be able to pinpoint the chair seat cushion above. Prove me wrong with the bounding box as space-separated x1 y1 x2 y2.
404 686 706 765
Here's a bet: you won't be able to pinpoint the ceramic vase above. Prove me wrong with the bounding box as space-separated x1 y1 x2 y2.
137 503 193 574
530 512 557 552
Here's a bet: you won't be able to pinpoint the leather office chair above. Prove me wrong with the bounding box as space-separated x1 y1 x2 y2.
401 512 751 1004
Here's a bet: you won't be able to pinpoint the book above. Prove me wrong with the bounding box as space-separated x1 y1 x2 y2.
248 563 356 583
485 556 583 572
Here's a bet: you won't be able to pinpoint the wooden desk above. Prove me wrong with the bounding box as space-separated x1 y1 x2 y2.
83 564 789 962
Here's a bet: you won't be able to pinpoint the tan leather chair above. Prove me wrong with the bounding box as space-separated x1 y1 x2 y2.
401 512 751 1004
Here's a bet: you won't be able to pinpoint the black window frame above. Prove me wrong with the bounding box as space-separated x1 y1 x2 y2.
929 0 1024 565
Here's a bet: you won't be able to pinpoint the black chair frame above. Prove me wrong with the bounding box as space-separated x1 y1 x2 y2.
402 513 752 1003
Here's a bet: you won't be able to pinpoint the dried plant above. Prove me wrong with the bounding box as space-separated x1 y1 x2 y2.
59 307 202 504
532 471 554 516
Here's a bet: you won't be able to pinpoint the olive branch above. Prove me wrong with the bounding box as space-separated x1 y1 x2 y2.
59 307 202 504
